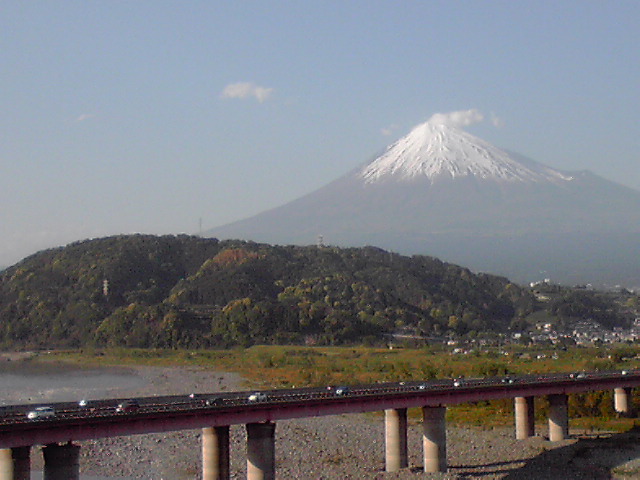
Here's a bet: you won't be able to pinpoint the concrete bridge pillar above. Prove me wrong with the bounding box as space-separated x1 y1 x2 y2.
515 396 535 439
614 387 633 416
42 443 80 480
246 422 276 480
548 394 569 441
0 447 30 480
422 406 447 473
203 426 230 480
385 408 408 471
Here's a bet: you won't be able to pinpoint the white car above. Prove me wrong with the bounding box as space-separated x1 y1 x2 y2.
27 406 55 420
248 392 267 402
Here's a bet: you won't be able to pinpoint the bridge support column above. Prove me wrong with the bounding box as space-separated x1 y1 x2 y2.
42 443 80 480
548 394 569 441
385 408 408 471
422 406 447 473
0 447 30 480
203 426 230 480
614 388 633 417
246 422 275 480
515 396 535 439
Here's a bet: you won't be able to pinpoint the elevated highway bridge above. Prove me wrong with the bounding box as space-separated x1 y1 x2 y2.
0 370 638 479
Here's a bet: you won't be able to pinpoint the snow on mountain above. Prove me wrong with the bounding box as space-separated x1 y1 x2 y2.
359 121 573 184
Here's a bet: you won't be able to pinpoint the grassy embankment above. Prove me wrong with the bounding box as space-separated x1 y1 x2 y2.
46 344 640 431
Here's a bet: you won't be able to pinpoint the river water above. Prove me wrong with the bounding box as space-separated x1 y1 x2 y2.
0 358 143 480
0 359 143 406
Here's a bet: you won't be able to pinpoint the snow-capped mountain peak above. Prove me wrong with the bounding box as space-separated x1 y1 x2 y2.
359 121 573 184
207 113 640 286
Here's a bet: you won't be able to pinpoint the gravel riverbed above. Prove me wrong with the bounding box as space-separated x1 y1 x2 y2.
25 366 640 479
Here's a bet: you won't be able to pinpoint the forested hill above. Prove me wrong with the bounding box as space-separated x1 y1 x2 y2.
0 234 539 349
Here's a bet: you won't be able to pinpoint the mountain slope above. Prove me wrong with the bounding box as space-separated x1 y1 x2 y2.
207 121 640 286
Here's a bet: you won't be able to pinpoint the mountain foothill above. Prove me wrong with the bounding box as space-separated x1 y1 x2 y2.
0 234 634 350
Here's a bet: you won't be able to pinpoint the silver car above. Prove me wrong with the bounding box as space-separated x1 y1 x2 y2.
27 406 55 420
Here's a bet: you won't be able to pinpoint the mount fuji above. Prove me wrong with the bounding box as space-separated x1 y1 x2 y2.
207 120 640 287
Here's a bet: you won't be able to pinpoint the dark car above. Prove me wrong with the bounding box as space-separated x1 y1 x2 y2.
334 386 350 396
205 397 223 406
116 400 140 413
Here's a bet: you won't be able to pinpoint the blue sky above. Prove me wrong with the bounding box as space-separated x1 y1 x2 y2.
1 1 639 266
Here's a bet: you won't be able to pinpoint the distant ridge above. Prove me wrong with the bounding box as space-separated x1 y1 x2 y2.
207 119 640 287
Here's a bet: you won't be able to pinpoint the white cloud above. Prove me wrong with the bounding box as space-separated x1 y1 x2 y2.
75 113 95 122
381 124 399 136
427 109 484 128
221 82 274 103
491 112 505 128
